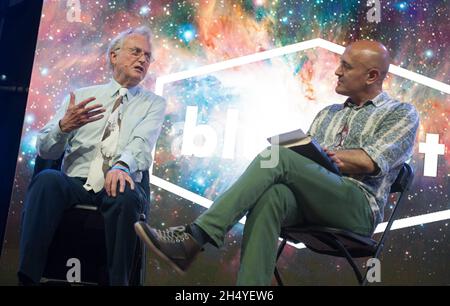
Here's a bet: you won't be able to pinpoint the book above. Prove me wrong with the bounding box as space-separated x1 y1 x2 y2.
267 128 342 176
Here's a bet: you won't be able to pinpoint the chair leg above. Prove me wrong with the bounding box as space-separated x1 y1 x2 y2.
137 213 147 286
129 239 142 285
276 239 287 260
331 238 364 285
129 213 147 286
274 267 284 286
274 239 287 286
361 272 369 286
361 250 382 286
139 239 147 286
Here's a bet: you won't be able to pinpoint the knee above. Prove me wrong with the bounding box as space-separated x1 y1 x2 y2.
260 184 295 216
270 184 293 204
271 183 291 196
30 169 65 189
24 170 67 212
113 186 144 214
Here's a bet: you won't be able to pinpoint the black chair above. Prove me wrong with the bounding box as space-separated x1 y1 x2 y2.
31 154 149 286
274 163 414 286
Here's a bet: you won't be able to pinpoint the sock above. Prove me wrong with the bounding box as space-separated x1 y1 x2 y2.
186 223 211 246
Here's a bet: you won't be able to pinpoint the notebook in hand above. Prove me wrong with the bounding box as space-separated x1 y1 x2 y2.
267 128 342 176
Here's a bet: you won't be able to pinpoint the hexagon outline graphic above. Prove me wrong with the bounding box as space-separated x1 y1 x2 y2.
151 38 450 249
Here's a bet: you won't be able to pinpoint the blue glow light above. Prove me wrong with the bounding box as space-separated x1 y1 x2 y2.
22 132 38 155
396 2 408 11
424 49 433 58
183 30 194 41
25 114 35 124
40 67 49 76
179 24 197 43
139 5 151 16
196 176 205 186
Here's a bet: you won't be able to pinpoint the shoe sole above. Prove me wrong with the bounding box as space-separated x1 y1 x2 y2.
134 222 186 276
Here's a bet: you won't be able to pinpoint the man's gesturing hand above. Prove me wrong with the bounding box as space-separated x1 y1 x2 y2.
59 92 106 133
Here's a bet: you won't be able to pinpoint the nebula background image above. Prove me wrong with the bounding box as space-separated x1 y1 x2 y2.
0 0 449 285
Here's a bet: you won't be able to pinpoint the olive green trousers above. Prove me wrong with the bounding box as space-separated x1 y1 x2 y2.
195 146 374 285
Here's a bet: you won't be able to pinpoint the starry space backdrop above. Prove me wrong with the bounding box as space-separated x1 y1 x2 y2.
0 0 449 285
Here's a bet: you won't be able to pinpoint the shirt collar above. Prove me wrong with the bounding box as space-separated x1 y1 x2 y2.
370 91 390 107
107 78 140 99
344 92 389 109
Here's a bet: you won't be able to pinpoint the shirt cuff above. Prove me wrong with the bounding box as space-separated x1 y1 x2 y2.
50 120 71 141
361 146 388 178
118 151 138 173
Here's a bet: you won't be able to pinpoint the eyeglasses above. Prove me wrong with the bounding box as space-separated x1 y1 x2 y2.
115 47 153 63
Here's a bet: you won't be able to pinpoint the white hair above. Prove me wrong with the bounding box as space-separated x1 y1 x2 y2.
107 26 154 69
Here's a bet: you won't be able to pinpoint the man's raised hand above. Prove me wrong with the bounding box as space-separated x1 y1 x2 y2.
59 92 106 133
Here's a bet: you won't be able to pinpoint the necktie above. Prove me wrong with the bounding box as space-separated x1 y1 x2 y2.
83 87 128 192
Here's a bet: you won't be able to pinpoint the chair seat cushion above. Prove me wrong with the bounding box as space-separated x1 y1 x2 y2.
281 226 378 258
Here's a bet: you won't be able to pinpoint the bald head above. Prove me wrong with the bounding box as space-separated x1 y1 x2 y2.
335 40 391 104
346 40 391 80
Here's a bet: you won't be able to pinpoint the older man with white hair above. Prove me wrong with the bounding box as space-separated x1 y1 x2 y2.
18 26 166 285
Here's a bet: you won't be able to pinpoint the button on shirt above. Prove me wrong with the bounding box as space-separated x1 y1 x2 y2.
37 79 167 182
308 92 419 225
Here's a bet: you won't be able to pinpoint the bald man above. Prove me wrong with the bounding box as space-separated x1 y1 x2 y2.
135 40 419 285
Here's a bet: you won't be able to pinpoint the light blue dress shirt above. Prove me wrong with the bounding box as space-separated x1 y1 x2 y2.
37 79 167 182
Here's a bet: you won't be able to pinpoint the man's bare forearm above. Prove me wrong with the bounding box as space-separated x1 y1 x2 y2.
334 149 377 174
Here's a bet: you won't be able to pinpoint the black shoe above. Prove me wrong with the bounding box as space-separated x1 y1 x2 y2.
134 222 203 274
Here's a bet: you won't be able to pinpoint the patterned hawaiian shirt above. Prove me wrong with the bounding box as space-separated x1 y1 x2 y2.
308 92 419 225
